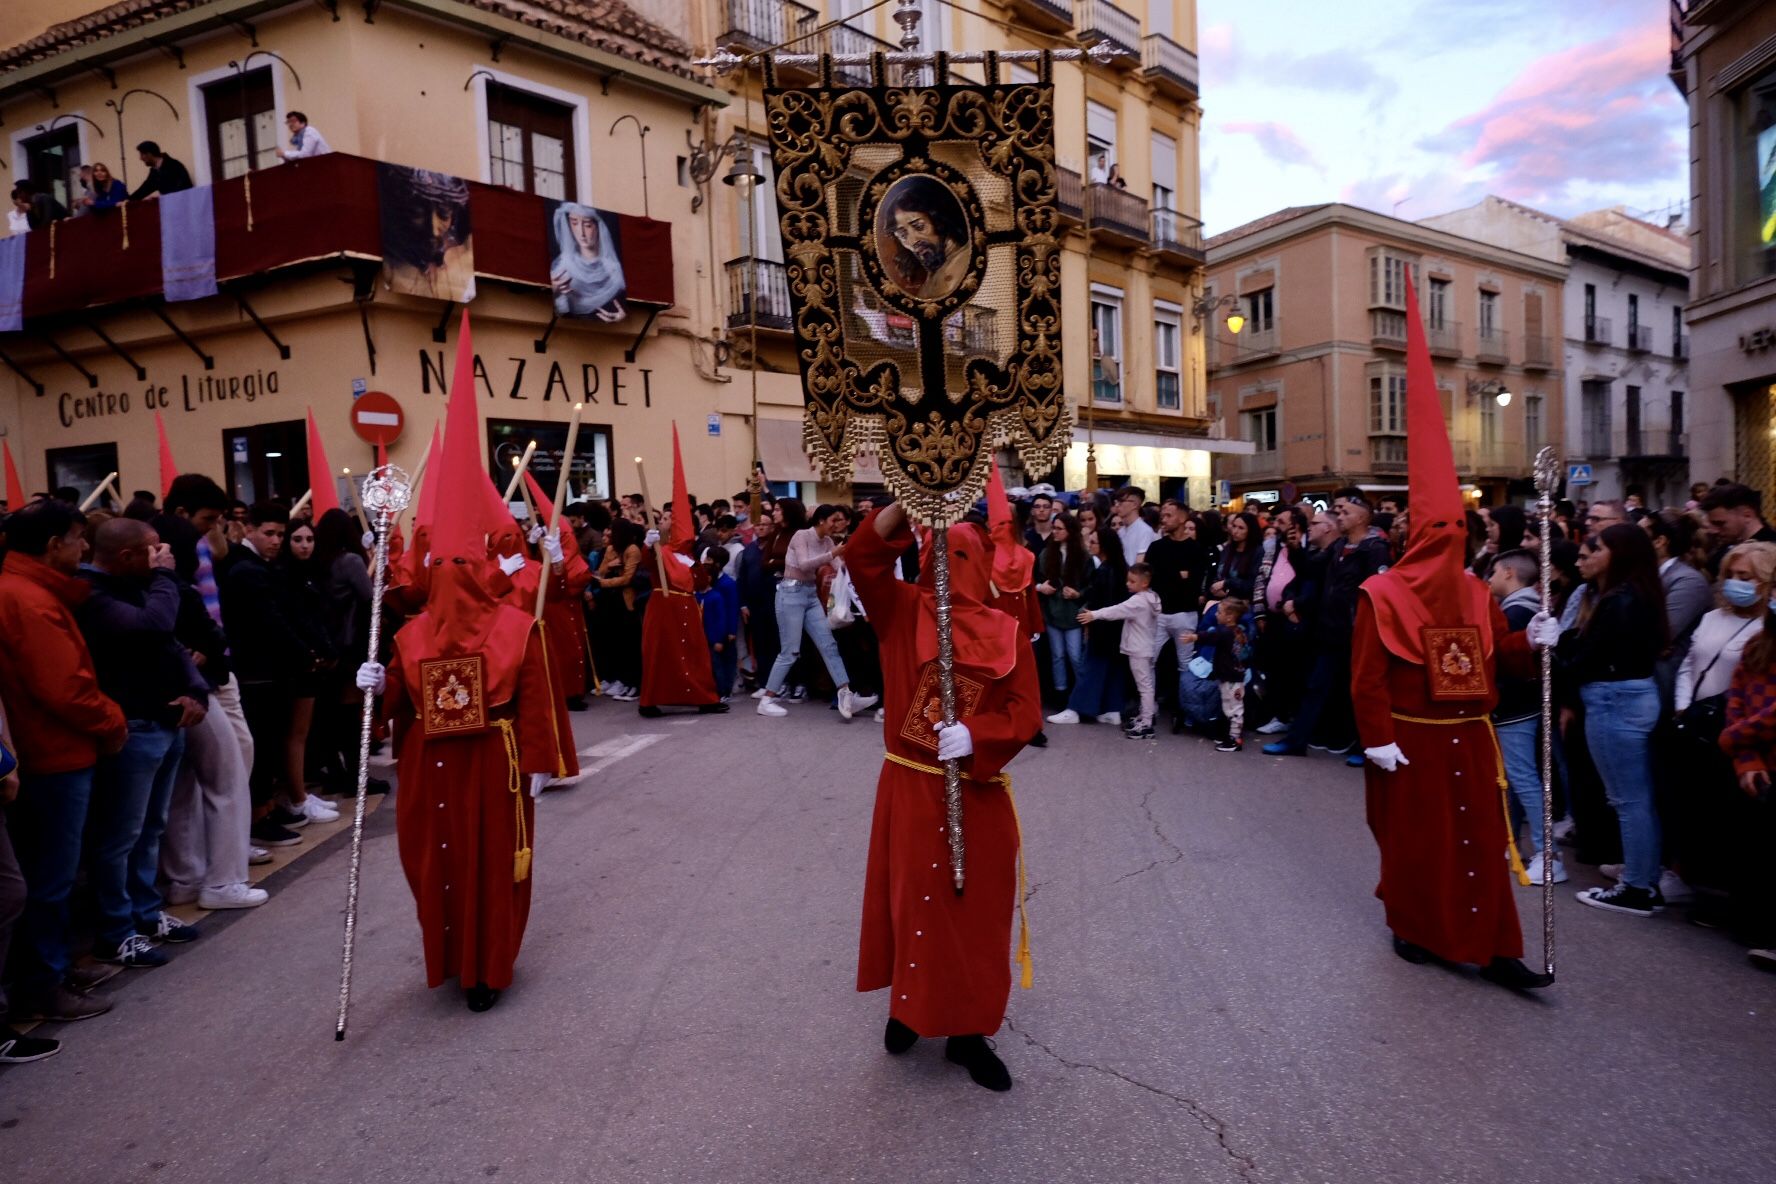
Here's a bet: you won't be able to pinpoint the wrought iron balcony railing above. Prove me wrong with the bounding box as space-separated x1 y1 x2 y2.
726 256 793 332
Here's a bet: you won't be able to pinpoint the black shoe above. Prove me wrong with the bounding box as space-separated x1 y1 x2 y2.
1479 957 1554 990
0 1027 62 1064
269 804 309 830
1575 882 1658 917
1392 935 1434 964
1214 738 1242 753
944 1035 1012 1092
566 696 588 712
250 818 303 848
1028 730 1048 748
884 1017 918 1055
637 705 664 718
1125 725 1155 740
465 984 501 1012
698 701 731 714
364 776 391 796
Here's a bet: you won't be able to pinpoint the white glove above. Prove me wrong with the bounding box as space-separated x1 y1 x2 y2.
934 721 974 761
1526 611 1561 650
498 552 527 577
528 773 549 799
527 524 546 545
541 532 564 565
360 531 376 551
644 528 661 547
1364 743 1410 773
355 661 386 695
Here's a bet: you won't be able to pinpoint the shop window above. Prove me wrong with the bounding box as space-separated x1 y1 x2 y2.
45 441 119 508
224 420 307 505
487 417 614 503
487 83 577 201
203 67 279 181
1734 67 1776 286
22 125 81 211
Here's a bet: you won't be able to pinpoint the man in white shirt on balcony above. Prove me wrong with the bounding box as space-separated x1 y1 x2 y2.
276 112 330 161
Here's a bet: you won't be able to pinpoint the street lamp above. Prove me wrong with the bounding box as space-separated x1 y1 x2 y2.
1192 291 1243 335
1467 378 1511 407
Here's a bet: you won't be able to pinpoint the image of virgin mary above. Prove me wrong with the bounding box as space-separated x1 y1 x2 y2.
550 203 627 321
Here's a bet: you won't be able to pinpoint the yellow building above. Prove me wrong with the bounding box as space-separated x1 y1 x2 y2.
699 0 1237 504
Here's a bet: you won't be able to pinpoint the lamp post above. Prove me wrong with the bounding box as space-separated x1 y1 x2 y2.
103 90 178 188
724 139 765 478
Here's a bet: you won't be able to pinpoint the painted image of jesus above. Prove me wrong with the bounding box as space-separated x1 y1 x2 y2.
877 175 971 301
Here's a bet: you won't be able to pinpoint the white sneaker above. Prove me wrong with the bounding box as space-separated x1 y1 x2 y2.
292 795 340 824
600 681 624 698
757 697 788 717
1522 853 1568 885
1599 863 1625 881
849 691 878 712
1255 718 1289 735
874 707 885 722
248 846 273 866
199 882 269 910
1046 709 1080 724
1658 869 1694 903
837 688 856 719
1096 712 1122 726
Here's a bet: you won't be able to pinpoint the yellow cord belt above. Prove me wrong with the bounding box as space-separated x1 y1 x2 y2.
1388 712 1530 886
496 719 532 883
882 752 1034 990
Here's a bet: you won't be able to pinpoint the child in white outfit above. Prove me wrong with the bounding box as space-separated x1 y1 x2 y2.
1078 563 1162 738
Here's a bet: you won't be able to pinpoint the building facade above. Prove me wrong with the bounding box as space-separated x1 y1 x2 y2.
1204 204 1566 508
1674 0 1776 494
1421 197 1691 505
700 0 1239 506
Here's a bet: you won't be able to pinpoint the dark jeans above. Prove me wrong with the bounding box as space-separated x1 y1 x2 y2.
709 641 738 698
90 721 186 943
1284 643 1354 753
9 766 96 996
1068 649 1127 718
237 680 292 808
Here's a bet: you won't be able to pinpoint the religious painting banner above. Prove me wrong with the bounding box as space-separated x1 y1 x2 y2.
545 201 627 321
377 163 476 303
159 185 218 303
765 54 1069 525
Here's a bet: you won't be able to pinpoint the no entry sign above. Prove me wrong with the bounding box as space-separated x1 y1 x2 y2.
350 391 404 447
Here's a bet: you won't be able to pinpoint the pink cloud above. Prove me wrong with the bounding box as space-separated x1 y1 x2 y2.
1221 120 1323 171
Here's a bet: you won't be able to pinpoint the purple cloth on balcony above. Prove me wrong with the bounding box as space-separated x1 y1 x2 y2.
160 185 217 303
0 233 24 331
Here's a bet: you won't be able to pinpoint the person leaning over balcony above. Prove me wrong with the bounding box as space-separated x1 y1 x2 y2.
276 111 331 161
129 141 193 201
76 163 128 212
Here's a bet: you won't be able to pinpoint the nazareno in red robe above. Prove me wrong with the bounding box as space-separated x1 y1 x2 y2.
1351 590 1536 966
385 592 557 991
639 547 720 709
486 528 579 779
540 528 594 699
849 510 1042 1037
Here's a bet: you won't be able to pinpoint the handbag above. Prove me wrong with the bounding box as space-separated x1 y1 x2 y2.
1672 618 1757 750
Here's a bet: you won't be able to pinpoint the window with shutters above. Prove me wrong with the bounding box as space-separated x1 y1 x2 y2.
1154 309 1181 409
1087 101 1118 178
1243 287 1274 333
203 68 278 180
1368 365 1406 435
1428 278 1450 329
1478 290 1498 338
1582 379 1612 456
1367 250 1418 309
22 126 80 210
1150 131 1177 213
1625 384 1642 453
1525 394 1544 453
486 83 577 201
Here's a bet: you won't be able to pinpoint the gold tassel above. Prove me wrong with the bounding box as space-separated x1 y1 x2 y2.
499 719 533 882
48 219 56 279
120 203 129 251
1009 785 1034 989
244 170 254 232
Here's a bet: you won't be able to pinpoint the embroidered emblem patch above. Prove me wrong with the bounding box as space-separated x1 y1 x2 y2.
419 654 490 736
1422 626 1489 700
899 661 987 755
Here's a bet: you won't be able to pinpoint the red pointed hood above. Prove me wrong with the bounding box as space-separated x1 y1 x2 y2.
915 521 1018 679
1360 273 1492 664
523 471 553 528
658 424 695 592
427 308 506 655
985 462 1033 596
155 412 179 499
304 409 342 517
2 440 23 507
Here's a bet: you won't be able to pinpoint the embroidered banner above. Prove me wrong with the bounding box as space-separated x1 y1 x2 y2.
765 55 1069 526
159 185 218 303
378 164 476 303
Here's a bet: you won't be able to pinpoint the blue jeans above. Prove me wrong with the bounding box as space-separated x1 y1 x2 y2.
1496 717 1548 855
1068 650 1126 717
710 641 738 698
1048 627 1084 692
10 766 96 995
91 722 186 944
766 582 849 694
1580 678 1662 890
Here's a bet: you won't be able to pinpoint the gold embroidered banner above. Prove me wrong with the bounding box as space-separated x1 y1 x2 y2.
764 55 1069 526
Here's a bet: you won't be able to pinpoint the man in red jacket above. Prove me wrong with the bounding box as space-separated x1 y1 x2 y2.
0 500 128 1022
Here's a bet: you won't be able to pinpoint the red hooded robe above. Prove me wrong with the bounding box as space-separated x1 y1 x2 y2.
638 425 720 708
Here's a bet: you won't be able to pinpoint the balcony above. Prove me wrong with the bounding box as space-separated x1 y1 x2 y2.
1141 34 1200 100
1673 333 1688 360
1450 439 1522 478
1073 0 1142 63
1227 448 1281 479
1369 436 1408 475
1627 324 1653 353
827 22 898 86
1584 315 1613 346
718 0 820 79
1150 207 1203 262
1428 320 1462 359
1232 324 1279 362
1523 333 1554 371
1476 328 1509 366
1088 182 1150 245
1056 166 1084 220
726 257 793 332
1618 428 1689 460
1009 0 1075 32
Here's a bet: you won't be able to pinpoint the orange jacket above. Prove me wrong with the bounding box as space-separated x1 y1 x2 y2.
0 551 128 775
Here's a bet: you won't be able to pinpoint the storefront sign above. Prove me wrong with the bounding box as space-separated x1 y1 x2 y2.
417 350 652 407
1245 489 1280 504
56 368 282 428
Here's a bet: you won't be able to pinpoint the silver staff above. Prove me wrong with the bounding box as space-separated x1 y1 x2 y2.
336 463 413 1040
931 526 965 895
1532 446 1559 981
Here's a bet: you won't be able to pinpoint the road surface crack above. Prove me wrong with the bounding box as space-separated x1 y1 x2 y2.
1006 1019 1260 1181
1109 786 1186 885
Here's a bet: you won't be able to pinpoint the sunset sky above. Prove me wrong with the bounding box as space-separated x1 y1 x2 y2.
1197 0 1689 233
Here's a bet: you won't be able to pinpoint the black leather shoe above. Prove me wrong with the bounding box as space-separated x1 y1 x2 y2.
945 1035 1012 1091
883 1017 918 1055
566 696 588 712
1479 957 1554 990
1392 936 1434 964
465 984 501 1012
637 705 664 718
698 701 731 714
1028 730 1048 748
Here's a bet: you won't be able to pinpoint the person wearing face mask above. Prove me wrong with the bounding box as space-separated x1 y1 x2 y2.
1645 509 1713 710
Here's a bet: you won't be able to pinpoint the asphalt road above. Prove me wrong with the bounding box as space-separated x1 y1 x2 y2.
6 699 1772 1184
